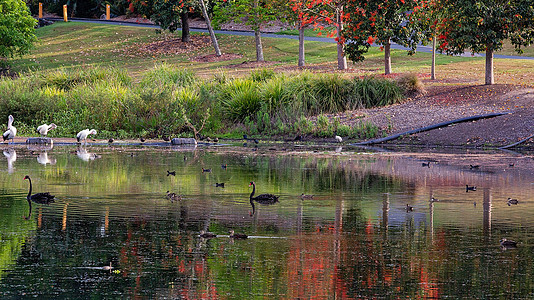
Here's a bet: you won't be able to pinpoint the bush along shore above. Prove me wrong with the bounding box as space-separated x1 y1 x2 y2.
0 64 419 141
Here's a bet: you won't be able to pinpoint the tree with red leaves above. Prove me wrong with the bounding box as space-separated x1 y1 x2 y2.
437 0 534 85
342 0 423 75
289 0 348 69
409 0 446 80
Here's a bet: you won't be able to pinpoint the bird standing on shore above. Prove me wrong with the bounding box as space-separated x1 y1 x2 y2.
76 129 97 145
335 135 343 143
3 115 16 144
36 123 57 136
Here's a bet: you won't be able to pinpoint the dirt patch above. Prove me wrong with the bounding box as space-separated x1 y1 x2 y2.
341 83 534 147
136 35 212 56
193 53 243 63
226 60 281 69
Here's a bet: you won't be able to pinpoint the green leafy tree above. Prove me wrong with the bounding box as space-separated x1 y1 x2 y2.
0 0 37 62
213 0 279 62
132 0 194 42
342 0 423 74
437 0 534 85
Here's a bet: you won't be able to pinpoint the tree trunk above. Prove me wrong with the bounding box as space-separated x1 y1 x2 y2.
198 0 221 56
485 46 494 85
384 38 392 75
180 11 190 43
254 29 264 62
298 22 305 67
431 35 436 80
335 6 347 70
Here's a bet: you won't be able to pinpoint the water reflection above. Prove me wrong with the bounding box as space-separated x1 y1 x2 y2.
36 151 56 165
3 148 15 173
76 146 99 161
0 147 533 298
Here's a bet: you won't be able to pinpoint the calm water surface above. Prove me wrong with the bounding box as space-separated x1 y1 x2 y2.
1 144 534 299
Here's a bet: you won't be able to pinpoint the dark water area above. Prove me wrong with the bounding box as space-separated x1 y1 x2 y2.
1 143 534 299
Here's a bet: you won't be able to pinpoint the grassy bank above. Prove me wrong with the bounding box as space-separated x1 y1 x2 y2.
0 65 419 140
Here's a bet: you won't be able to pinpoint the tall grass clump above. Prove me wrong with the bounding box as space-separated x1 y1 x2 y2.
37 67 131 90
249 68 276 82
139 63 196 90
219 78 261 121
307 74 358 114
397 73 426 97
353 76 403 108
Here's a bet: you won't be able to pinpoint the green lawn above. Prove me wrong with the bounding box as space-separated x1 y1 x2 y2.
10 21 534 82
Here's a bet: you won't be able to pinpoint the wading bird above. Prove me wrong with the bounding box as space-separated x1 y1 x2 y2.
76 129 97 145
3 115 16 144
36 123 57 136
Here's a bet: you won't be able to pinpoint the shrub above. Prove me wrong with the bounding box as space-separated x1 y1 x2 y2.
219 78 262 121
353 76 403 108
397 73 426 97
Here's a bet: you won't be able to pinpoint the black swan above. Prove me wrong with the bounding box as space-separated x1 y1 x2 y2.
24 175 55 218
229 230 248 239
249 181 279 215
249 181 279 203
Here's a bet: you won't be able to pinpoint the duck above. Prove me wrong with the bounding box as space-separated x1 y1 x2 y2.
199 230 217 238
24 175 55 219
422 162 431 167
430 197 439 202
507 198 519 205
249 181 279 203
166 191 181 202
216 182 225 188
36 123 57 136
202 168 212 173
466 185 477 192
469 164 480 170
405 204 414 212
221 164 227 169
229 230 248 239
140 137 146 143
3 115 16 144
335 135 343 143
76 129 97 145
301 193 314 200
108 138 114 143
500 238 518 248
167 170 176 176
509 162 515 167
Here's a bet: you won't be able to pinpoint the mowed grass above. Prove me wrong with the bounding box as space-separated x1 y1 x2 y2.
11 21 534 85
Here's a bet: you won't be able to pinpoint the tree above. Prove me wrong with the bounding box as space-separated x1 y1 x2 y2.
437 0 534 85
409 0 446 80
132 0 193 42
0 0 37 61
290 0 348 69
342 0 423 75
132 0 221 55
213 0 279 62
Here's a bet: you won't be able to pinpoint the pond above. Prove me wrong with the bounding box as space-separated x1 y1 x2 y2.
0 143 534 298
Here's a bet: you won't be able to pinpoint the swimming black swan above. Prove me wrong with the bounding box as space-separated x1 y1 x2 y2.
249 181 279 203
500 238 517 248
24 175 55 218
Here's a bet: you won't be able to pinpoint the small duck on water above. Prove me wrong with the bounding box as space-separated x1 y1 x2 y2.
229 230 248 239
500 238 518 248
406 204 414 212
507 198 519 206
466 185 477 192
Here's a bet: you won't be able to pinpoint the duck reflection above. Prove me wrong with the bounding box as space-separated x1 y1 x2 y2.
37 151 56 165
3 148 16 173
76 146 100 162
